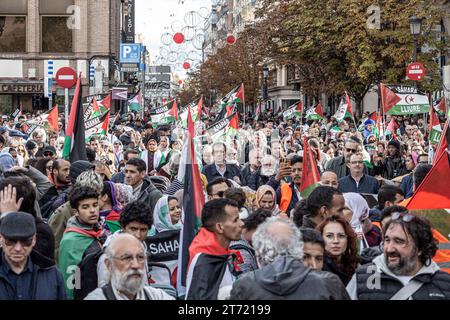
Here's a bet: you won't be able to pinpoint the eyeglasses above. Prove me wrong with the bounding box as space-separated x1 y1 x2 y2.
44 152 54 157
391 211 414 222
112 253 146 265
3 237 34 247
350 160 363 164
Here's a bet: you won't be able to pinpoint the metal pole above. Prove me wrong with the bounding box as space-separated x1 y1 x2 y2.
65 88 69 132
413 36 418 89
141 46 146 120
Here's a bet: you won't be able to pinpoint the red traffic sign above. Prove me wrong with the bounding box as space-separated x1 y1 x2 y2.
55 67 77 88
406 62 426 81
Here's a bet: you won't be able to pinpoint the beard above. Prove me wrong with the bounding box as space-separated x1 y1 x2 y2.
110 267 147 297
385 250 419 276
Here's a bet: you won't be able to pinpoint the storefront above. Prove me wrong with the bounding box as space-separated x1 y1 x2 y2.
0 81 45 114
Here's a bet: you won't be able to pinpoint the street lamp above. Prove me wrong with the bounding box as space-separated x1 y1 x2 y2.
409 15 422 62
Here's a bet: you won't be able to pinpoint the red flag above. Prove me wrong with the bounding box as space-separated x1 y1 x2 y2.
236 83 245 103
47 106 59 132
315 103 325 118
230 112 239 130
345 92 353 115
433 119 449 165
101 94 111 110
407 151 450 210
197 95 204 118
380 83 401 114
169 100 179 120
436 97 447 114
368 111 377 122
299 137 321 198
92 98 101 112
226 104 234 117
296 101 303 113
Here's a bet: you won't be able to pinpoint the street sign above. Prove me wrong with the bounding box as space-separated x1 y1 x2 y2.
120 63 140 72
89 65 95 81
120 43 141 63
112 87 128 101
407 62 426 81
56 67 77 88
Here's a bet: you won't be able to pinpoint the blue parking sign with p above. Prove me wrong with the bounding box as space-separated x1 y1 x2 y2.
120 44 141 63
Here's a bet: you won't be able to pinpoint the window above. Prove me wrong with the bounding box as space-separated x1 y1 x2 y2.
40 0 73 53
0 16 26 53
41 17 73 53
0 95 13 115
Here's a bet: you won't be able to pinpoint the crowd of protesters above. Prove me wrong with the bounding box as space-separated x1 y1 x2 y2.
0 107 449 301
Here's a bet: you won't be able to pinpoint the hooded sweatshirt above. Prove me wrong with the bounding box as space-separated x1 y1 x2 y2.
229 256 349 300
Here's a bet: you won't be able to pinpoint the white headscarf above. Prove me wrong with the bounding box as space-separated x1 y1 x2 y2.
343 193 369 230
153 196 182 233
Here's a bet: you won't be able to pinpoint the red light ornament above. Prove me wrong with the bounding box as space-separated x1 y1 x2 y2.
183 62 190 70
173 33 185 44
226 34 236 45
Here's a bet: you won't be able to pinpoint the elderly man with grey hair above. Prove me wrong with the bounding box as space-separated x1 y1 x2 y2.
85 233 174 300
229 217 350 300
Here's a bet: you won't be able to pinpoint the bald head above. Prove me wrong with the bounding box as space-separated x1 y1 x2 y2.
321 171 338 189
106 233 145 259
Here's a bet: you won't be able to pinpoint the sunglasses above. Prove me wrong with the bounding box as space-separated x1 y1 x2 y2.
4 237 34 247
44 152 54 156
391 211 414 222
346 148 358 153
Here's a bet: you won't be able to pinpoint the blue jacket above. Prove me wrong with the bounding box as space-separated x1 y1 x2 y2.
0 249 66 300
202 163 242 183
338 174 380 194
400 173 414 198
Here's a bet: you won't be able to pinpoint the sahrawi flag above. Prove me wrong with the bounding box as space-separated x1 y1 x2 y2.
300 136 321 198
380 83 429 115
62 74 87 162
128 89 142 112
26 106 59 132
220 84 244 107
151 100 178 127
176 107 205 298
428 106 442 144
283 101 303 120
206 112 237 142
305 103 324 121
334 92 353 122
85 110 110 141
434 97 447 116
179 96 204 127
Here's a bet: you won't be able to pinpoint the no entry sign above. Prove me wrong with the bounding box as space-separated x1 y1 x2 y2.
56 67 77 88
406 62 426 81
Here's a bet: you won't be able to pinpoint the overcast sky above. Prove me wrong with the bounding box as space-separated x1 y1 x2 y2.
135 0 211 78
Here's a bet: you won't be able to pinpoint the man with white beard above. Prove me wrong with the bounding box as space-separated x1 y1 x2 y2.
85 234 174 300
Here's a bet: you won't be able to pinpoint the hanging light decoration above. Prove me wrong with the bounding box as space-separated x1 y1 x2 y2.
226 34 236 45
183 61 191 69
173 32 185 44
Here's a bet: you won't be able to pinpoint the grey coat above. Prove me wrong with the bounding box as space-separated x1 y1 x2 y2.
229 256 350 300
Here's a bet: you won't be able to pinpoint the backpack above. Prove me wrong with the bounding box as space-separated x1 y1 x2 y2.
73 240 103 300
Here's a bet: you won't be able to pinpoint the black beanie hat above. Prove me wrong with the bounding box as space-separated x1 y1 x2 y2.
69 160 94 183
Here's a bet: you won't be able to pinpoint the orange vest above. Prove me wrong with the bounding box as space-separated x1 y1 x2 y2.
372 221 382 230
279 182 293 213
432 229 450 274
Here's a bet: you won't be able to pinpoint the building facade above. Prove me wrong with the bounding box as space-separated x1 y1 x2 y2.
0 0 122 114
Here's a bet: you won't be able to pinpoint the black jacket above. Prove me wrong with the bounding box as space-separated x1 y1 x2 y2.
381 156 407 180
322 256 354 286
229 256 349 300
35 217 56 263
135 176 163 213
350 255 450 300
0 249 66 300
202 164 242 183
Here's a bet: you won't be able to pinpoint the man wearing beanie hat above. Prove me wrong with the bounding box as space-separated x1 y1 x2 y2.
0 212 66 299
377 139 407 180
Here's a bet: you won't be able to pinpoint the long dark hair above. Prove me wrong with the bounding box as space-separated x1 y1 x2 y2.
317 215 359 277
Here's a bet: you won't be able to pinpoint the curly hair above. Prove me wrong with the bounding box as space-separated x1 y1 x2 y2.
316 215 359 277
253 217 304 267
384 213 438 266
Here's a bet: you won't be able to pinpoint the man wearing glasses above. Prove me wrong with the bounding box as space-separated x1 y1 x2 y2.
325 137 365 179
347 212 450 300
85 233 173 300
338 153 379 194
0 212 65 300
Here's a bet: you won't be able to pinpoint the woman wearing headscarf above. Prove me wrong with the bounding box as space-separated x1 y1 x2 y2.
343 193 382 249
150 195 182 234
253 185 280 216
